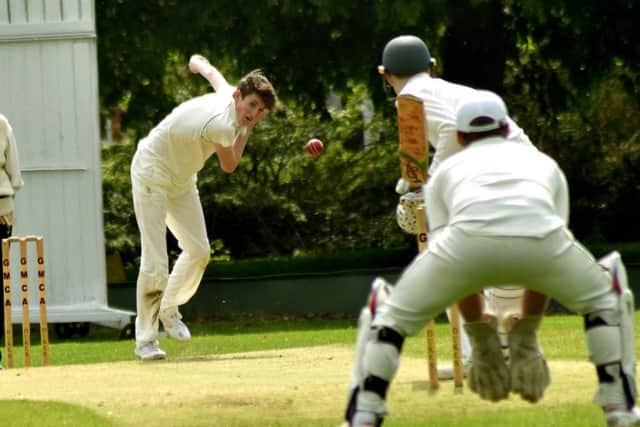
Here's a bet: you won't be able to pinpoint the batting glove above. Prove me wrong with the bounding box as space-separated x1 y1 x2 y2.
395 191 424 235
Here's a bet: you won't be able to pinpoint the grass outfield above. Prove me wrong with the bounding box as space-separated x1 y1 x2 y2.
0 313 635 426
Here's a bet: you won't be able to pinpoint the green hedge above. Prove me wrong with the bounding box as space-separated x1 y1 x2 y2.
202 242 640 280
120 242 640 283
203 247 415 279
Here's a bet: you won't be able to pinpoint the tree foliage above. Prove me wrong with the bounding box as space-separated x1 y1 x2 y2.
502 0 640 239
102 81 410 263
98 0 640 266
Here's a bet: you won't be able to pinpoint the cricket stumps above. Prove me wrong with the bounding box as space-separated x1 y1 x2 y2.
2 235 49 368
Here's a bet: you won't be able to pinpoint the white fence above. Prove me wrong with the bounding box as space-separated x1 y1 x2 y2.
0 0 133 333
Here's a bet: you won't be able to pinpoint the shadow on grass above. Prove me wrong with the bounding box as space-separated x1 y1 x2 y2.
0 400 118 427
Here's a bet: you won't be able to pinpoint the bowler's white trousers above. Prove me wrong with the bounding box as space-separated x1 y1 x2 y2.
375 225 616 336
131 150 211 346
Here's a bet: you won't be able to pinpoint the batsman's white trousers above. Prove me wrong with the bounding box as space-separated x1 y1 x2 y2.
374 225 616 336
131 151 211 346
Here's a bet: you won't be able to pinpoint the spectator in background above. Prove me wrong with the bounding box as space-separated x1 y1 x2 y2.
0 113 24 368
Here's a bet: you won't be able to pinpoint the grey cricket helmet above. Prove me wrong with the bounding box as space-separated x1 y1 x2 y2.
378 35 433 76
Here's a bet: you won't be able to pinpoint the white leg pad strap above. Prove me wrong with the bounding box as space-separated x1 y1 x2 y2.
345 278 393 422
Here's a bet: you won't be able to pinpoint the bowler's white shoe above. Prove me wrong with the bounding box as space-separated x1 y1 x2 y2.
606 406 640 426
159 308 191 342
135 342 167 361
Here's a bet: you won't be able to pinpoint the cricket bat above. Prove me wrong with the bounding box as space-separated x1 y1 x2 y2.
396 94 464 391
397 95 428 189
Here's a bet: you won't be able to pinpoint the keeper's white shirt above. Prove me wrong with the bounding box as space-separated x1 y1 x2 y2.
399 73 533 174
136 84 240 185
425 136 569 238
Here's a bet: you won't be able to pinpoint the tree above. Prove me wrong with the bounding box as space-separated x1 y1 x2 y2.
98 1 640 265
503 0 640 240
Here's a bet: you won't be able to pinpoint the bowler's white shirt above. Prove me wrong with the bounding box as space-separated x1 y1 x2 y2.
137 84 239 185
425 136 568 238
399 73 532 174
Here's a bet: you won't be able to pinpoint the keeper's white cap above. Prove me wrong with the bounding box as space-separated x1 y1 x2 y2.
456 90 508 133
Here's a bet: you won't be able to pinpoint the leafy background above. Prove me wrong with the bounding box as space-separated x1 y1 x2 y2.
97 0 640 269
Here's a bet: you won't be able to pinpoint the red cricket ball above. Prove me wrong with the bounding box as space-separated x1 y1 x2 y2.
305 138 324 157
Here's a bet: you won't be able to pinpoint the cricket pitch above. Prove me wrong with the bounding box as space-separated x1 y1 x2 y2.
0 345 598 426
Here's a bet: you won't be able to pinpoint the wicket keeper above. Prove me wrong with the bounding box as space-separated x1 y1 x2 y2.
345 91 638 427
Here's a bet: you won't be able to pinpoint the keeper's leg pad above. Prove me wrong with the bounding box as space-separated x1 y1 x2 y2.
587 251 636 410
345 278 394 423
356 326 405 416
348 278 393 390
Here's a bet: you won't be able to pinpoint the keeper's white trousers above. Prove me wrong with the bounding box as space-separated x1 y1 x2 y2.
375 226 616 336
131 151 211 346
357 226 627 415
